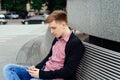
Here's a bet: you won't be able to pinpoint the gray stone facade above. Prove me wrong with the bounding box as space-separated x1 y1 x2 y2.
67 0 120 42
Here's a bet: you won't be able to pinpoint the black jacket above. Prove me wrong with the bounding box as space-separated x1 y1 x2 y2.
35 33 85 80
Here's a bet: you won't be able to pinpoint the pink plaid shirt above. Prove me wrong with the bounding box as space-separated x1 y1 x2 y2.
44 31 72 80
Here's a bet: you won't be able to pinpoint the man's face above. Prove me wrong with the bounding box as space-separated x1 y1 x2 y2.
48 20 65 38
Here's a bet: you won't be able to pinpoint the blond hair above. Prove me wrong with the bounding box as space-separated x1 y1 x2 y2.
45 10 67 24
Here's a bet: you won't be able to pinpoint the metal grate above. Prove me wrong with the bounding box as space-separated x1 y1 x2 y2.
76 42 120 80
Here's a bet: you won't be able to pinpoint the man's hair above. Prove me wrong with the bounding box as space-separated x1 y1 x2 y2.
45 10 67 24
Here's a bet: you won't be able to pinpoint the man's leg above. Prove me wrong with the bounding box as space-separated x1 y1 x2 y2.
30 78 43 80
30 78 51 80
3 64 31 80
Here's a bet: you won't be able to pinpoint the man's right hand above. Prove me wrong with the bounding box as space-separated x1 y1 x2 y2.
26 65 40 78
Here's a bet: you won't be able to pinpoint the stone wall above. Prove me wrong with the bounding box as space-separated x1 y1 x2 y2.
67 0 120 42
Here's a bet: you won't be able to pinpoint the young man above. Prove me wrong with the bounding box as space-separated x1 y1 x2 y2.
3 10 85 80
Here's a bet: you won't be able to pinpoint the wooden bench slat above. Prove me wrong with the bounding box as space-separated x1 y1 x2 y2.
85 55 120 78
85 50 120 68
86 53 120 73
78 57 118 79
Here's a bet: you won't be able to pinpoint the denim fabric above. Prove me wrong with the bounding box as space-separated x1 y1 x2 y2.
30 78 44 80
3 64 51 80
30 78 51 80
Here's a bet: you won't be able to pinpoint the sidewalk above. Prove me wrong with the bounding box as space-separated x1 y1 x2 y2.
0 25 47 80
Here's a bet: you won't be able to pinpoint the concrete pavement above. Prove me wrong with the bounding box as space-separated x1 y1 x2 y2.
0 24 47 80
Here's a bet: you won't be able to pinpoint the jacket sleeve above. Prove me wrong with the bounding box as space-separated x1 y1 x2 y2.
39 38 85 79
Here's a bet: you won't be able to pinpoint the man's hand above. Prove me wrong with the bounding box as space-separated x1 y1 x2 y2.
27 66 40 78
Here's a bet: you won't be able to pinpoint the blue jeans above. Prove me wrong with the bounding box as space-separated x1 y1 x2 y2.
3 64 51 80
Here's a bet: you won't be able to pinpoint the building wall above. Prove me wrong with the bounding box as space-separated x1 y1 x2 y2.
67 0 120 42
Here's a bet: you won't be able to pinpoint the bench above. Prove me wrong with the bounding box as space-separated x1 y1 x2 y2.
76 42 120 79
16 29 120 79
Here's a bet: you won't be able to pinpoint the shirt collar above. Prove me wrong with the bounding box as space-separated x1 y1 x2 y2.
60 31 72 42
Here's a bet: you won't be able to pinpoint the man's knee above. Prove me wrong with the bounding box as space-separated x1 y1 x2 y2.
3 64 15 71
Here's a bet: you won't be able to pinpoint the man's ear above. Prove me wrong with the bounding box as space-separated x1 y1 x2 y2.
62 22 67 27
